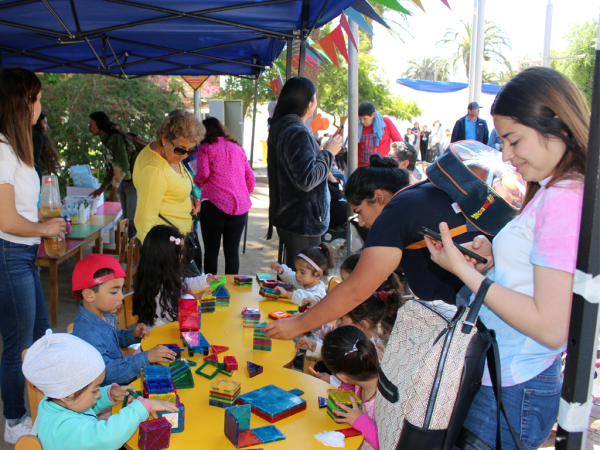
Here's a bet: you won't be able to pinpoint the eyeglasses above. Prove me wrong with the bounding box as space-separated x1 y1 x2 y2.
170 141 198 156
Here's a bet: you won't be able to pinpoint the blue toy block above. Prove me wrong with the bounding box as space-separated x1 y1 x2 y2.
318 396 327 409
181 331 210 357
213 284 230 299
227 404 251 431
288 388 304 397
251 425 286 443
157 398 185 433
143 365 171 380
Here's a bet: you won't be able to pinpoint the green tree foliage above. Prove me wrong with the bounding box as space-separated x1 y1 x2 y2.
38 74 186 193
401 56 451 81
440 20 512 79
554 17 597 105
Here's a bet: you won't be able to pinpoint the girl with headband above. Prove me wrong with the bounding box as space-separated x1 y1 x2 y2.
270 243 334 305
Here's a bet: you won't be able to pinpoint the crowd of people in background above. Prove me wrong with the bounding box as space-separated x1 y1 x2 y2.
0 65 592 450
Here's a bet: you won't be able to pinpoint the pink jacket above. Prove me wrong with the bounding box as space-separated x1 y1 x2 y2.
194 137 256 215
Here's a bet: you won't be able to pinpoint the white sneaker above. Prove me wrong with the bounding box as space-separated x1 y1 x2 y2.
4 416 33 444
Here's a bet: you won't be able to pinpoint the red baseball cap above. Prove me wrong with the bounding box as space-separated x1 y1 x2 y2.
72 254 126 296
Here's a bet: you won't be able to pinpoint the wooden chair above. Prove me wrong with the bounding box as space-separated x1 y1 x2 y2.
21 350 45 423
66 323 74 333
15 435 43 450
116 291 138 329
328 276 342 292
124 237 140 293
103 219 129 263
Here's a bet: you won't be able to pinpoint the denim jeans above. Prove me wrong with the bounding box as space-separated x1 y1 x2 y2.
460 356 562 450
117 179 137 238
0 238 50 420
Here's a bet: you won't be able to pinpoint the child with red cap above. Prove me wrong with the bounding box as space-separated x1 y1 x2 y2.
72 254 176 387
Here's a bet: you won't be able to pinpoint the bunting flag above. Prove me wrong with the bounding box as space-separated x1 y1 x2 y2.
369 0 412 14
274 60 286 73
306 45 329 65
292 54 319 71
305 53 322 68
410 0 425 12
351 0 390 28
344 7 374 35
340 12 358 51
269 76 282 96
330 25 350 64
316 32 340 68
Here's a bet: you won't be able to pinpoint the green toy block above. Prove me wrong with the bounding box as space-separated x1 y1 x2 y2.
210 275 227 290
169 360 195 389
195 359 225 380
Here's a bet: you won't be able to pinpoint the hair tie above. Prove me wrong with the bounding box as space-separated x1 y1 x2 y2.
169 236 182 245
377 291 390 302
297 253 322 274
344 339 360 356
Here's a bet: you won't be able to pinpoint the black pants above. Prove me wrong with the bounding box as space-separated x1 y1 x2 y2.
199 200 247 275
276 228 321 271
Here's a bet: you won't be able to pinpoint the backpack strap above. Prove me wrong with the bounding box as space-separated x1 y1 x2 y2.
405 224 468 250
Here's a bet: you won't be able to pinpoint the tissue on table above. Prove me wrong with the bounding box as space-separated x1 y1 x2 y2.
314 430 345 448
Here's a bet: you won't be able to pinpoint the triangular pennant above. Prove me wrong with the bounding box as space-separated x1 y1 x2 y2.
203 353 219 362
340 12 358 51
305 54 322 68
439 0 450 9
344 7 374 35
211 344 229 354
269 79 281 96
274 76 282 93
369 0 412 15
316 32 340 69
213 285 230 298
351 0 390 28
292 54 319 72
306 46 329 65
411 0 425 12
275 60 286 72
330 25 350 64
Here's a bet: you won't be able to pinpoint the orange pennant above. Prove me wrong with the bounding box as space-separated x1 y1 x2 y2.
330 25 349 64
316 32 339 69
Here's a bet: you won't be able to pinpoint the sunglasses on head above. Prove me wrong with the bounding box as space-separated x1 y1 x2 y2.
170 141 198 156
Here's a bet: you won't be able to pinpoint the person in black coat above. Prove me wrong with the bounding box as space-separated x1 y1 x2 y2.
266 77 342 270
450 101 489 145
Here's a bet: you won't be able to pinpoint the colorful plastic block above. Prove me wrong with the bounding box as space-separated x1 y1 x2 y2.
181 331 210 357
223 356 238 372
142 365 171 381
268 310 292 320
184 359 197 367
213 284 231 301
178 294 198 312
288 388 304 397
200 294 216 313
247 361 263 378
298 303 309 313
122 389 142 409
211 344 229 355
255 273 272 286
209 378 241 408
262 279 278 289
327 390 362 420
259 287 279 299
318 396 327 409
241 307 261 328
179 309 200 332
143 378 175 397
251 425 286 443
157 396 185 433
210 275 227 290
278 283 293 292
234 276 253 286
138 417 171 450
224 405 261 448
163 344 185 359
253 322 272 352
169 359 194 389
203 353 219 362
237 384 307 423
196 359 224 380
337 427 363 438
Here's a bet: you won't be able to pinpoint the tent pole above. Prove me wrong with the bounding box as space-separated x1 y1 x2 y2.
467 0 478 102
286 37 293 80
542 0 553 67
555 18 600 450
243 75 259 255
346 18 359 254
193 89 200 121
298 38 307 77
473 0 486 105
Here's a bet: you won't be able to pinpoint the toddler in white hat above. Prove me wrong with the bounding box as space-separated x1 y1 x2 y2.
22 331 177 450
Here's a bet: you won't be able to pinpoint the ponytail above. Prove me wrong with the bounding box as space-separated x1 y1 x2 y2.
295 242 335 276
321 326 379 381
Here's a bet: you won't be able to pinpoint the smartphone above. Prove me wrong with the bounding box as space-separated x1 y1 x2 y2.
333 125 344 138
417 226 488 265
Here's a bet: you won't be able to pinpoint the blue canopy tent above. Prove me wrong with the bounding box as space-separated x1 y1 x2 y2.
0 0 354 78
396 78 504 95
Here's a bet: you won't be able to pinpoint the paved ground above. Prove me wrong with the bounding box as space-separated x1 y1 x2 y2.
0 166 596 449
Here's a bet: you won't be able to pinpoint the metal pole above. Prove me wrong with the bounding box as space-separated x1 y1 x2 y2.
243 75 259 255
542 0 553 67
346 19 359 254
555 16 600 450
473 0 486 105
298 37 307 77
193 89 201 120
286 37 293 80
467 0 478 102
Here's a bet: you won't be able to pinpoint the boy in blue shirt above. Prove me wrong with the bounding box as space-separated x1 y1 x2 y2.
72 254 176 386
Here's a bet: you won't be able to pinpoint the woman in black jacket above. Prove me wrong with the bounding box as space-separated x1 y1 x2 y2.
266 77 342 269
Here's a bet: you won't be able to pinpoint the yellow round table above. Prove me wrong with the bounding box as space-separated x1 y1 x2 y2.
114 275 361 449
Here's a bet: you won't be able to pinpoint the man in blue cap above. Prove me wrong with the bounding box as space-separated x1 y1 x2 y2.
450 101 489 145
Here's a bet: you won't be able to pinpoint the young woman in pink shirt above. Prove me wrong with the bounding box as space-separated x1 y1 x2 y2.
194 117 255 274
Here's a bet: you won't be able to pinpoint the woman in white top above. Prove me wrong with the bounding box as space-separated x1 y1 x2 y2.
0 68 66 443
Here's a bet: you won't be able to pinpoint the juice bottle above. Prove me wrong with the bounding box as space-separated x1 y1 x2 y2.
40 176 66 257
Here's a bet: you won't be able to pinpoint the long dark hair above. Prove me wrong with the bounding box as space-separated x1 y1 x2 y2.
295 243 335 276
132 225 188 326
321 326 379 381
270 77 316 126
345 154 410 205
89 111 146 153
0 68 42 167
491 67 589 208
33 113 61 174
201 117 239 145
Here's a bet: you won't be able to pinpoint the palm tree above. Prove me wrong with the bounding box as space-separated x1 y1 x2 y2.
401 57 451 81
439 20 512 79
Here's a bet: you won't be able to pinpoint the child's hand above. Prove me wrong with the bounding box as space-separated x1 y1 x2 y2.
334 396 364 426
133 323 149 340
295 338 317 353
206 274 220 284
310 367 331 383
302 298 319 309
111 384 137 403
270 263 284 275
147 345 177 364
147 399 179 419
274 286 292 299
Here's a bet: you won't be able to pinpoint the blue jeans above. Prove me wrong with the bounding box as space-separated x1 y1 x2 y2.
0 238 50 420
461 356 562 450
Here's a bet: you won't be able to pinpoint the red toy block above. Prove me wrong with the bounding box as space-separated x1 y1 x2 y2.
179 310 200 332
179 295 198 312
211 344 229 355
223 356 238 372
203 353 219 362
262 279 278 289
138 417 171 450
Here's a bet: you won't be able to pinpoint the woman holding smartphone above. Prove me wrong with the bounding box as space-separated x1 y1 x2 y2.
424 67 588 447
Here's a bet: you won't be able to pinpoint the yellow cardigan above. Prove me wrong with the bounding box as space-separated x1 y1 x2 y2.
133 145 193 243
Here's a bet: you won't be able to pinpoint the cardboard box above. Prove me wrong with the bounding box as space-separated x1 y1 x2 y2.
66 187 103 214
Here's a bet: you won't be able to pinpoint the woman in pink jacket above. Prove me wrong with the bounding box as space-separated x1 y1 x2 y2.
194 117 255 275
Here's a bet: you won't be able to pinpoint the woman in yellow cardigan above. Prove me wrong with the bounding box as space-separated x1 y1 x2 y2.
133 110 205 274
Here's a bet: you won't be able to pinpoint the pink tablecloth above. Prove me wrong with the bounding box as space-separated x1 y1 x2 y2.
95 201 122 216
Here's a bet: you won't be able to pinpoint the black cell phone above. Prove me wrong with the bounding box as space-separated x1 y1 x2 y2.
417 226 488 265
